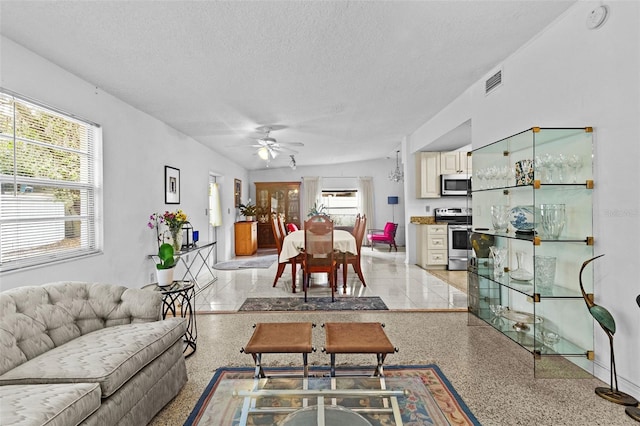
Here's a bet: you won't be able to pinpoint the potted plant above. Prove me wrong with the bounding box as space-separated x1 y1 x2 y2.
239 202 257 222
307 201 328 217
156 243 177 286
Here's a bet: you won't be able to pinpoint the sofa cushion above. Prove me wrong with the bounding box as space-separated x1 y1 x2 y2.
0 383 100 426
0 317 185 398
0 282 162 376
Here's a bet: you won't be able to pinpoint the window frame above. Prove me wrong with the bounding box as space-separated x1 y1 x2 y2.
0 89 103 272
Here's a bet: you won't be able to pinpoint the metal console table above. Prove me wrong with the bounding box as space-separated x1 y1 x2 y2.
142 280 197 357
149 241 217 294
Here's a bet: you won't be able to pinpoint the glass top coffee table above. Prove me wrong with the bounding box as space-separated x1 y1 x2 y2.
199 375 414 425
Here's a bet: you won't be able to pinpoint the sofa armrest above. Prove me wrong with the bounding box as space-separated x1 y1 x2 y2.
121 288 163 322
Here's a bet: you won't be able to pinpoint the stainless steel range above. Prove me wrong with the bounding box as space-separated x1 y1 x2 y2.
434 207 472 271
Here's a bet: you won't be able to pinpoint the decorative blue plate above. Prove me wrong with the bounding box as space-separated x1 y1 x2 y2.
510 205 537 231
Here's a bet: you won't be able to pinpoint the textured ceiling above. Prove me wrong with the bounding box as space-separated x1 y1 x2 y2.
0 1 574 170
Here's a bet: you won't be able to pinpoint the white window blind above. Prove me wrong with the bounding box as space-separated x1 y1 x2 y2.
0 91 102 272
321 190 358 227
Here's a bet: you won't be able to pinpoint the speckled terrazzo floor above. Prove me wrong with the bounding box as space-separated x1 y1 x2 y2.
149 311 637 426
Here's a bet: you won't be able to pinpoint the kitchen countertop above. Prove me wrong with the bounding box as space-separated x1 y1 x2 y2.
409 216 448 225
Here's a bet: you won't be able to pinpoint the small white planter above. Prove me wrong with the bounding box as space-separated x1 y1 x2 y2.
157 268 175 287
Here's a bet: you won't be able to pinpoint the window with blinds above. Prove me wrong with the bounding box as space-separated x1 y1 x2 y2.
0 91 102 272
321 190 358 227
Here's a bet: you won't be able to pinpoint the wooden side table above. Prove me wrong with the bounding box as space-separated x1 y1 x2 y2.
142 280 197 357
234 221 257 255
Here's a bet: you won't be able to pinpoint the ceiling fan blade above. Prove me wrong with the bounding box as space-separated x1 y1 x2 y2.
275 141 304 147
273 146 299 154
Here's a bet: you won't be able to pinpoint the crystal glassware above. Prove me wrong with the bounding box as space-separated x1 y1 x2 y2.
509 251 533 282
567 154 583 183
534 255 557 292
540 203 566 239
491 205 511 233
489 246 507 278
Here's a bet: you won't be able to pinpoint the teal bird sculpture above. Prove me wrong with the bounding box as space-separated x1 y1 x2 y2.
579 255 638 406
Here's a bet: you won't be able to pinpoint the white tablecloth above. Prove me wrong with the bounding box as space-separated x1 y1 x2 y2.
279 230 357 263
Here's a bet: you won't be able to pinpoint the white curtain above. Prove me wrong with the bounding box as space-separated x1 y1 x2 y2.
208 182 222 227
357 177 374 240
302 176 321 225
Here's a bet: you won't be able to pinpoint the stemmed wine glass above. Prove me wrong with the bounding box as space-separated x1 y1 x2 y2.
485 166 497 189
535 155 548 183
552 154 567 183
539 153 555 183
566 154 583 183
475 168 487 189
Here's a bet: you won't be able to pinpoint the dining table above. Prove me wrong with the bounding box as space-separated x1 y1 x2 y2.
279 229 357 263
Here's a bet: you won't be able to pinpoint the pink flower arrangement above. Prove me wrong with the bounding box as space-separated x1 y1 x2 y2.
148 210 188 247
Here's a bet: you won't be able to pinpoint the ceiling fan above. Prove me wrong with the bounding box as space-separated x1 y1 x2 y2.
251 126 304 161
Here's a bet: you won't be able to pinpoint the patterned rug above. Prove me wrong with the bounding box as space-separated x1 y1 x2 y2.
213 255 278 270
184 365 480 426
238 296 388 311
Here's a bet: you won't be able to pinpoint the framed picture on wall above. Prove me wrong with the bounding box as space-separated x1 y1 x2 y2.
234 179 242 207
165 166 180 204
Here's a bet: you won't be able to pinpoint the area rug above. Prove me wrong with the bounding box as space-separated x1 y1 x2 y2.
238 296 388 311
213 255 278 270
184 365 480 426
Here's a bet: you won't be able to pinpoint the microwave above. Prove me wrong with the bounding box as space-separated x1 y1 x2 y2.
440 174 471 196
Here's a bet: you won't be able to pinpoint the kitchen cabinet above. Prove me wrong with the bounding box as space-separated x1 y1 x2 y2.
468 127 594 378
416 224 448 269
234 221 257 255
415 152 441 198
255 182 301 248
440 151 472 174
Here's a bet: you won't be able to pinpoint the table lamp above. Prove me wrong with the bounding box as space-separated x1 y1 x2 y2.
388 196 399 222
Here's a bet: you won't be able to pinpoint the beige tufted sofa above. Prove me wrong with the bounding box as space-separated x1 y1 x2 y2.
0 281 188 426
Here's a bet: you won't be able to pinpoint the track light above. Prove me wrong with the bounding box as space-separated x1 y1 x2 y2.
289 155 297 170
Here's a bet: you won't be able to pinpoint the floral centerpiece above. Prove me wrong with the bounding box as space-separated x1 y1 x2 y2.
148 209 189 251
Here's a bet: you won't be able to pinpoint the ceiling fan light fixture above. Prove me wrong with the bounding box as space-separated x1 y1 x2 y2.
257 147 269 160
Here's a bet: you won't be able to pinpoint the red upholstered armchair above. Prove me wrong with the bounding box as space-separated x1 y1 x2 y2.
367 222 398 252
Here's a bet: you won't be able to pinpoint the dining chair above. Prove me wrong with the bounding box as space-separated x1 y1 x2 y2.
367 222 398 252
342 214 367 291
302 215 337 302
271 214 299 292
277 214 288 237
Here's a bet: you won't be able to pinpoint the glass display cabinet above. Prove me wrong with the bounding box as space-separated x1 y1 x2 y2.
255 182 301 248
467 127 595 378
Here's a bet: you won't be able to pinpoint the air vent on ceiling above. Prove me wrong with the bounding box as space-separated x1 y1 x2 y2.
485 69 502 95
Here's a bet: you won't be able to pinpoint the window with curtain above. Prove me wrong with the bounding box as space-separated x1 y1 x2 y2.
0 91 102 272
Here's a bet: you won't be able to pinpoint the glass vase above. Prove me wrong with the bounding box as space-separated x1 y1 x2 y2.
170 228 183 252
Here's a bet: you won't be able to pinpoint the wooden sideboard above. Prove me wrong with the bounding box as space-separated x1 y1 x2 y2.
234 221 257 255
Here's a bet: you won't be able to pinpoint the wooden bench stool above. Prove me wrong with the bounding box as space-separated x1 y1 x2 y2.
322 322 398 377
241 322 315 378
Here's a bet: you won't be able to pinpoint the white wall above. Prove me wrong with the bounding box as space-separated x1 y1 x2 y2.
249 158 407 245
0 36 248 290
409 1 640 399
